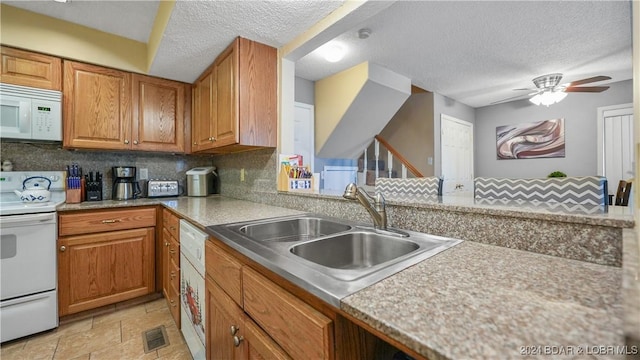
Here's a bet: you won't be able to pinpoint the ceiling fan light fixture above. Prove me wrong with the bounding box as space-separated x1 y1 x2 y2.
530 89 567 107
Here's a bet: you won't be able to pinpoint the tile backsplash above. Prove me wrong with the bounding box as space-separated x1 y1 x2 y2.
0 141 214 198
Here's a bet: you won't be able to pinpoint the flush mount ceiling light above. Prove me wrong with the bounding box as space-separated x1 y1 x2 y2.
318 42 346 63
53 0 69 3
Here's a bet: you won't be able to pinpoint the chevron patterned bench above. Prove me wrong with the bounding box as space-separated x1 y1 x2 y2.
474 176 608 206
375 177 443 198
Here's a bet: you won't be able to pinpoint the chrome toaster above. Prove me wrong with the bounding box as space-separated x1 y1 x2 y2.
147 180 180 198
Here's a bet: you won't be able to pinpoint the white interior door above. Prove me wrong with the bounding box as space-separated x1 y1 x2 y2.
440 114 474 196
293 102 315 172
597 104 634 199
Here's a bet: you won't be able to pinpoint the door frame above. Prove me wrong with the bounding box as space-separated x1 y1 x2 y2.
596 103 633 176
293 102 315 172
440 114 474 195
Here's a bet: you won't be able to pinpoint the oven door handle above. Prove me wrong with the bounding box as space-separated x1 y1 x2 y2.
0 213 56 226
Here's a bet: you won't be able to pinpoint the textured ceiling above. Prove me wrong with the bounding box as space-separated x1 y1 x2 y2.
150 0 344 82
4 1 633 108
4 0 160 43
296 1 633 108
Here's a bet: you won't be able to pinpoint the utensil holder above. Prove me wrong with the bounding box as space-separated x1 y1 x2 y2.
66 189 82 203
278 165 314 192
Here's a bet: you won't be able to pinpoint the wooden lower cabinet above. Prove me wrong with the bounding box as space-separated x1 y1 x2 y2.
162 209 181 327
206 278 290 360
58 227 155 316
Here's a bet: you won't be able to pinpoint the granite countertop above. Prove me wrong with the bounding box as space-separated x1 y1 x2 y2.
57 196 635 359
341 241 625 360
292 192 635 229
57 195 305 229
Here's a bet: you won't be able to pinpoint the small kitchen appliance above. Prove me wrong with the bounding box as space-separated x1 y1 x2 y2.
112 166 140 200
0 83 62 141
186 167 217 197
147 179 180 198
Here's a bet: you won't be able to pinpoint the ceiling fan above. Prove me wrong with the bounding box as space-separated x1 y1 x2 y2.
492 73 611 106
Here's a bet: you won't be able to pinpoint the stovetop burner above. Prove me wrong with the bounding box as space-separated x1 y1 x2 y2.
0 171 66 216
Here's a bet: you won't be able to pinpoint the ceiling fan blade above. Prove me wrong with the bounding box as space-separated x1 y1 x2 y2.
564 86 610 93
490 92 536 105
567 75 611 87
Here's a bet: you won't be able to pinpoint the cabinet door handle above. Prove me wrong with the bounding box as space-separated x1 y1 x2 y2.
60 245 66 252
230 325 239 336
169 249 176 255
133 140 138 145
170 299 177 307
193 141 197 145
165 242 170 247
101 219 121 224
170 271 176 279
124 139 129 144
211 137 216 142
233 335 244 347
169 226 176 230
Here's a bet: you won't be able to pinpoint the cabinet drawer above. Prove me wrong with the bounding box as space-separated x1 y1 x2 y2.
169 235 180 267
162 209 180 239
167 283 180 327
169 252 180 294
205 241 242 306
59 207 156 236
243 267 333 360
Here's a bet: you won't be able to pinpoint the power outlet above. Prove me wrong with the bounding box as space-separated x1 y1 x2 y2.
140 168 149 180
240 168 245 182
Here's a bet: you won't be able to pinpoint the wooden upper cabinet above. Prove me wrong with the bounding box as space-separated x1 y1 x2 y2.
1 46 62 90
191 37 276 153
63 60 132 150
212 43 238 148
192 70 216 152
132 74 186 152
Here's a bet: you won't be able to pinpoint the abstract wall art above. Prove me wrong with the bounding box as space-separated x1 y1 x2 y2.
496 118 565 159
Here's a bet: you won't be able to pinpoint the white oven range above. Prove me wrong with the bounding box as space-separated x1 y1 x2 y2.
0 171 65 342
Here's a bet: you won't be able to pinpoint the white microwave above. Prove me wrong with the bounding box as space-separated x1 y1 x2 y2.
0 83 62 141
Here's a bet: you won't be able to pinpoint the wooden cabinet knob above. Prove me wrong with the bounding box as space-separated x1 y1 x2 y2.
193 142 197 145
124 139 129 144
230 325 239 336
60 245 66 252
133 140 138 145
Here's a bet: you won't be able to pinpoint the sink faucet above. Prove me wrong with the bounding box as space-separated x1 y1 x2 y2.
343 183 387 230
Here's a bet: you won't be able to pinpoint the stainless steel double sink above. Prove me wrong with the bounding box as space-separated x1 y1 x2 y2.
206 214 462 306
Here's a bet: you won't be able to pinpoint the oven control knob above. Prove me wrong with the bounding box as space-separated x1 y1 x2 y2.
60 246 66 252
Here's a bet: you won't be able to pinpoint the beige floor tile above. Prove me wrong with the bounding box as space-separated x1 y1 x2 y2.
157 346 192 360
68 354 90 360
121 307 174 343
144 298 168 313
89 331 158 360
92 303 147 328
27 318 93 346
0 337 58 360
53 322 121 359
0 338 26 356
156 324 186 358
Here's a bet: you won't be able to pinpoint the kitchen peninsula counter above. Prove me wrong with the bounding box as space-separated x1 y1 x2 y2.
56 196 634 360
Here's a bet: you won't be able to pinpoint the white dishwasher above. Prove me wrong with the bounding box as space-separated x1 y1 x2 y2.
179 220 206 360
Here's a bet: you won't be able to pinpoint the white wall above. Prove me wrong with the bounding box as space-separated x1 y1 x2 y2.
433 93 476 177
475 79 633 178
295 77 315 105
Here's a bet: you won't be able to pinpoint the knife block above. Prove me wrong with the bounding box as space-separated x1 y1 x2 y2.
65 188 82 203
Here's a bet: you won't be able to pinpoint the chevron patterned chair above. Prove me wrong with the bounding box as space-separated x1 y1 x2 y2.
473 176 608 206
375 177 443 199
